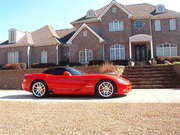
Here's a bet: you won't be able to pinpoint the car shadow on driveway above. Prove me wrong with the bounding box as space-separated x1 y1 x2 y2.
0 94 127 101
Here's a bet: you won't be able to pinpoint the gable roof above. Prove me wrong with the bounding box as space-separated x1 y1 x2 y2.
72 0 133 24
72 1 180 24
98 0 133 19
31 25 60 46
56 28 76 44
67 23 104 44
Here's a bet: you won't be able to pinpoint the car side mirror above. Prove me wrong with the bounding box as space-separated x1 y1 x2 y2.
63 71 72 77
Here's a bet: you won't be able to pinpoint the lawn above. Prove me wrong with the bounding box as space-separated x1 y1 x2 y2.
0 101 180 135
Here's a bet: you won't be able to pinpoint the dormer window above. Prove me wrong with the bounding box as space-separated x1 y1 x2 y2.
155 4 166 14
9 29 16 43
86 10 96 18
8 28 25 44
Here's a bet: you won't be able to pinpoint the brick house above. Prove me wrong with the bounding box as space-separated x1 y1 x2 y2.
1 0 180 66
0 26 75 66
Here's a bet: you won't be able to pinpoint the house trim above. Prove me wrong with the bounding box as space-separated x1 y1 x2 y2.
67 23 105 44
71 18 101 25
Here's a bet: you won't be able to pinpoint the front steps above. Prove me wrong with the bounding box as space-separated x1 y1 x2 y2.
122 65 180 89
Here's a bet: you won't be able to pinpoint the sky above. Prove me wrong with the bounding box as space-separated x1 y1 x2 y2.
0 0 180 43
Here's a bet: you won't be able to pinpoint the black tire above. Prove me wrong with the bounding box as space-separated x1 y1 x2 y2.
31 80 49 98
96 80 115 98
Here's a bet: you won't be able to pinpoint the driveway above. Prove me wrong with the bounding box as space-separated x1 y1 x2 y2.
0 89 180 103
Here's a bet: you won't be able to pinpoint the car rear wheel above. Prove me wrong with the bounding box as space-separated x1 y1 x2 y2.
96 80 115 98
31 81 48 98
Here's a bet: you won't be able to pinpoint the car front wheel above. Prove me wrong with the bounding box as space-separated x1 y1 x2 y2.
96 80 115 98
31 81 48 98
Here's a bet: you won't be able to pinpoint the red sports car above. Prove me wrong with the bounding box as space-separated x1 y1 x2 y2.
22 67 132 98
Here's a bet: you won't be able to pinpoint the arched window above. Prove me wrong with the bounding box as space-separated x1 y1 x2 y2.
156 43 177 56
79 49 93 64
110 44 125 60
41 50 48 63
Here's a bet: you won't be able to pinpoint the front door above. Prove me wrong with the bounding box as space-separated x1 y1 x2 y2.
135 45 147 61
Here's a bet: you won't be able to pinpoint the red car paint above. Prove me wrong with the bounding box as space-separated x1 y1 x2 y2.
22 69 132 96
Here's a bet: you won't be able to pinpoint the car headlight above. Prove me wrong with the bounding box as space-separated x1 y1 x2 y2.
117 78 129 85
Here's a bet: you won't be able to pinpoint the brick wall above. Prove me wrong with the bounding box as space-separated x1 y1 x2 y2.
0 46 28 65
0 66 100 90
69 28 104 63
174 64 180 75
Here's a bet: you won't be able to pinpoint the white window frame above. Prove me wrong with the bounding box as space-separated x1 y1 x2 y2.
154 20 161 31
7 51 19 64
109 20 124 32
41 50 48 63
156 43 177 56
169 19 176 31
110 44 125 60
79 49 93 64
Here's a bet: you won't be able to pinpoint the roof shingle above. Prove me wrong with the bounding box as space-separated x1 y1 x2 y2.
72 2 180 23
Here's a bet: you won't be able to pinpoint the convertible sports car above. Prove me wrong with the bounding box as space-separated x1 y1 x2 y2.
22 67 132 98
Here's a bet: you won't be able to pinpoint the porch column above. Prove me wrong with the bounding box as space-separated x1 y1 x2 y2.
150 41 154 59
27 45 31 68
129 41 132 59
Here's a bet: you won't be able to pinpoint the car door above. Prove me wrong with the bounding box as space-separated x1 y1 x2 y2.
46 68 85 94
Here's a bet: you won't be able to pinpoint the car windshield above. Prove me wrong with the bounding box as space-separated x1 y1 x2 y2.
66 68 85 75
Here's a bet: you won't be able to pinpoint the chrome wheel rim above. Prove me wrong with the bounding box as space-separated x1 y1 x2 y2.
98 82 114 97
32 82 46 97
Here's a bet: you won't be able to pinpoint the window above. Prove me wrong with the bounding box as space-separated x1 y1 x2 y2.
134 20 145 29
155 4 166 13
109 20 124 32
156 43 177 56
112 7 117 13
66 68 85 75
154 20 161 31
43 68 66 75
169 19 176 31
79 49 93 64
8 51 19 64
41 51 47 63
43 67 85 75
110 44 125 60
83 30 87 37
86 10 96 18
